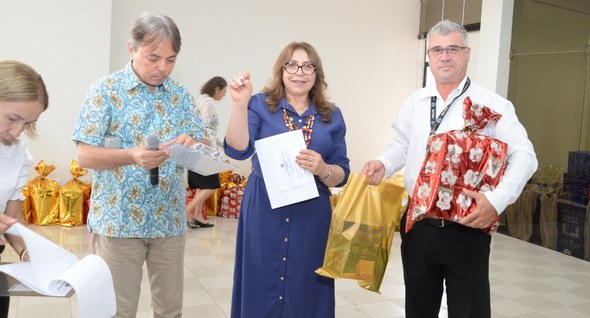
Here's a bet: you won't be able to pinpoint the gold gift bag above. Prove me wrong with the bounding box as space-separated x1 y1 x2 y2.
316 172 406 293
27 160 61 225
59 160 91 226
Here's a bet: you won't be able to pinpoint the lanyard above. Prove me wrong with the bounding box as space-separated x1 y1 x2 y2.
429 77 471 136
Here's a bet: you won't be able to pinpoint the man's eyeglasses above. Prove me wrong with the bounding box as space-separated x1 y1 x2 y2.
427 46 468 57
283 61 317 75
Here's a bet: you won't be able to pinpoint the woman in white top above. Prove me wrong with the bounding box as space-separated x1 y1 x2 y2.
186 76 227 228
0 60 48 317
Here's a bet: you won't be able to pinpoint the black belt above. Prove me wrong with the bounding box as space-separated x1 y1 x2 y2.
422 218 457 228
421 217 483 234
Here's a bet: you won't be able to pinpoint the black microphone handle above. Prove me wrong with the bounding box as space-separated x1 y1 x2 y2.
150 167 159 186
146 133 160 186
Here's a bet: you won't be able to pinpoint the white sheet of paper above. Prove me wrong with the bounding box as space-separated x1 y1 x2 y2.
255 130 319 209
0 224 116 318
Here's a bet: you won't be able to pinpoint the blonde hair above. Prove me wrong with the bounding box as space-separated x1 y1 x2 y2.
0 60 48 136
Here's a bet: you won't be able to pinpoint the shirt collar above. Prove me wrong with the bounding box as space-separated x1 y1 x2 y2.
122 61 172 93
279 98 318 116
0 140 22 159
420 75 469 101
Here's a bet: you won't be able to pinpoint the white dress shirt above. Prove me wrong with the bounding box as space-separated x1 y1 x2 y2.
375 76 538 214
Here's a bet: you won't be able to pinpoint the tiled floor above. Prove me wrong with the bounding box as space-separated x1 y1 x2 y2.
4 216 590 317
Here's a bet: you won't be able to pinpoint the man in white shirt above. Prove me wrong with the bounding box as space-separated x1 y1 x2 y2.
362 20 537 317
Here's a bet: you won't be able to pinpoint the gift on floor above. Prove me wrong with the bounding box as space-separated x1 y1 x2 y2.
216 172 246 219
59 160 91 226
22 160 61 225
203 188 224 216
407 97 508 234
219 187 244 219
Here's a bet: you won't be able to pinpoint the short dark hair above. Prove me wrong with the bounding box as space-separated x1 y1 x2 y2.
200 76 227 96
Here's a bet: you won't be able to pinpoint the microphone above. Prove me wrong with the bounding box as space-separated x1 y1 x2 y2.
146 133 160 186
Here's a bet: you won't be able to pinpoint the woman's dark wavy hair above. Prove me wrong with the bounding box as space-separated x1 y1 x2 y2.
200 76 227 97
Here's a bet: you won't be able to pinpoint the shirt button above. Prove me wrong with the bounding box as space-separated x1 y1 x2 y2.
284 237 288 242
279 296 283 300
285 217 289 222
282 257 287 261
298 119 303 123
280 276 285 281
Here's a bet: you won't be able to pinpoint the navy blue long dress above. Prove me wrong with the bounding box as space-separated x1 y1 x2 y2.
225 93 350 318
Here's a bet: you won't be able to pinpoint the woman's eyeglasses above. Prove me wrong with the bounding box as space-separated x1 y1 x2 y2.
283 61 317 75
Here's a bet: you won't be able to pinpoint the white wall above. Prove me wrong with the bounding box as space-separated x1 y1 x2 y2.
1 0 112 183
109 0 422 176
1 0 507 183
478 0 514 97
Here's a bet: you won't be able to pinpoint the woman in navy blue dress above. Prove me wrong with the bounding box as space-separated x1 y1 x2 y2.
225 42 350 318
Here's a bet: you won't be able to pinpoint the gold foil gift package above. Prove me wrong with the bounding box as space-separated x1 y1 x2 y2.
316 173 407 293
21 160 92 226
59 160 91 226
21 160 61 225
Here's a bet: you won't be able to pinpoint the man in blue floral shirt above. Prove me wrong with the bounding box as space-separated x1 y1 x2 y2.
71 13 204 318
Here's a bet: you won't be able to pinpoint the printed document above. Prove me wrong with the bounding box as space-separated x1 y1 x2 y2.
0 223 116 318
255 130 319 209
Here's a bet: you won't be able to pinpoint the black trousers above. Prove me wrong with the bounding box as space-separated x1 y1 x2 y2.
400 212 492 318
0 245 8 318
0 296 7 318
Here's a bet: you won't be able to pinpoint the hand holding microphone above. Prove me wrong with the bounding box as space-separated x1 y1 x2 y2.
146 134 160 186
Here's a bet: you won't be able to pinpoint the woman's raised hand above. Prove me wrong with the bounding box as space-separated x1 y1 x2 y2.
229 72 252 107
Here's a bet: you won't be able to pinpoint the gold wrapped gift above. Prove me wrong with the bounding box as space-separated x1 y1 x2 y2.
316 173 407 293
21 185 32 224
25 160 61 225
202 170 233 216
59 160 91 226
204 188 224 216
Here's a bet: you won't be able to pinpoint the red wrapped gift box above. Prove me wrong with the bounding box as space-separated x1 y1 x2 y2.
219 187 243 218
406 97 507 234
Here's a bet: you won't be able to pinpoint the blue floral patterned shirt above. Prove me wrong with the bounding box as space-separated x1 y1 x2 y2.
71 62 204 238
